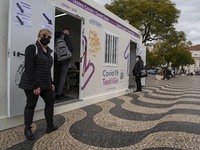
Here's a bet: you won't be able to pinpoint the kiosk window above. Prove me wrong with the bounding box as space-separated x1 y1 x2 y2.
104 32 119 65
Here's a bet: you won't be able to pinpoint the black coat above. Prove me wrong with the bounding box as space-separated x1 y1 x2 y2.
19 41 53 90
132 60 144 76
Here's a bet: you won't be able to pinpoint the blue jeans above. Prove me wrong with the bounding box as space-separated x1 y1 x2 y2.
56 60 69 95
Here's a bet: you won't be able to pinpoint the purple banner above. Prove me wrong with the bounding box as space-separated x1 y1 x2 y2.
68 0 140 38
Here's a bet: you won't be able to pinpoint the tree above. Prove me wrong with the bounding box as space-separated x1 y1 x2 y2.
146 47 163 67
105 0 180 45
170 45 194 68
150 39 194 69
160 30 194 67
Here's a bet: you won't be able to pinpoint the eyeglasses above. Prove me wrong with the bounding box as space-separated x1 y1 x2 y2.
42 34 52 39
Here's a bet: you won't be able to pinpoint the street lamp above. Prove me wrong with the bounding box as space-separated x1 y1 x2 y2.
162 48 166 69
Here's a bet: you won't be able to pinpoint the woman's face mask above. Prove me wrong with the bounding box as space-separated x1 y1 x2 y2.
40 34 51 46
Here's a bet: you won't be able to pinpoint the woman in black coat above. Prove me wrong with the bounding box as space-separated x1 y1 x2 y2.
132 55 144 92
19 29 58 140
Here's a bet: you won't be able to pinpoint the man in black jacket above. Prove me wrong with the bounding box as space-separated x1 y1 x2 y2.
54 27 74 99
132 55 144 92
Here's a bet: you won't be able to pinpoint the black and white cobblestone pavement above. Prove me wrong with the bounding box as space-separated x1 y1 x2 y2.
1 75 200 150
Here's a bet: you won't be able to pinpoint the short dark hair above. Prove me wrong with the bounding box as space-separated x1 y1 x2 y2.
62 27 70 31
136 55 142 60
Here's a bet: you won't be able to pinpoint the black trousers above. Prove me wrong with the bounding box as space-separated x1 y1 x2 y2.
135 76 142 91
24 89 55 128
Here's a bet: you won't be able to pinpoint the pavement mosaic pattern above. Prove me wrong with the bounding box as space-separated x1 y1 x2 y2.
1 75 200 150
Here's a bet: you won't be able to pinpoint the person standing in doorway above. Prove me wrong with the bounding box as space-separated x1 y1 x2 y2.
55 27 74 99
19 29 58 141
132 55 144 92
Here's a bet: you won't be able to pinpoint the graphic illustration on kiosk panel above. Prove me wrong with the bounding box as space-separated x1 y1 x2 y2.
81 35 95 90
89 30 101 57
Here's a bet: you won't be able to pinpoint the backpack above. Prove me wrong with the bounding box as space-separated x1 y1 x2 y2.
55 34 72 61
15 44 38 85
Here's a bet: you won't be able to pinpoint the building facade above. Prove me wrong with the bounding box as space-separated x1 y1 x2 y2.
184 44 200 74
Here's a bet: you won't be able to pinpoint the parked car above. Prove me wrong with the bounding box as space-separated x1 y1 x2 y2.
147 69 156 75
195 71 200 75
187 72 194 76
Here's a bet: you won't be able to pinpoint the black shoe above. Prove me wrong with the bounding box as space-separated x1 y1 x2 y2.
24 127 35 141
61 93 66 96
134 90 142 92
55 95 64 100
46 126 58 134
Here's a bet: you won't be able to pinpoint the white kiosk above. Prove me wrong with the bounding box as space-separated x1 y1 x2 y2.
0 0 146 130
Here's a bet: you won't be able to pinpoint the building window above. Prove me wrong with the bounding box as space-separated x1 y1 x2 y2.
104 32 119 65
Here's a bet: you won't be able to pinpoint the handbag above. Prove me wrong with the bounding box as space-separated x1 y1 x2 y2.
15 44 38 85
141 69 148 78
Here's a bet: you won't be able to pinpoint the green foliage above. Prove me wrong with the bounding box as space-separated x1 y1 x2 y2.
170 46 195 67
105 0 194 68
146 47 163 67
148 39 194 68
161 30 194 67
105 0 180 45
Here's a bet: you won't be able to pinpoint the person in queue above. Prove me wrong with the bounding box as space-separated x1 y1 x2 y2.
54 27 74 99
19 29 58 141
132 55 144 92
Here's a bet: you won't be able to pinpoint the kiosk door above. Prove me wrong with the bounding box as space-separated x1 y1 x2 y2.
137 44 146 86
8 0 55 117
129 42 136 88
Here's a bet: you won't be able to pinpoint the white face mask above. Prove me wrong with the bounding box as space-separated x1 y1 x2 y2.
136 58 139 61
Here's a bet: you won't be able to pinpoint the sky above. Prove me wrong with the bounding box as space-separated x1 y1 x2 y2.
93 0 200 45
